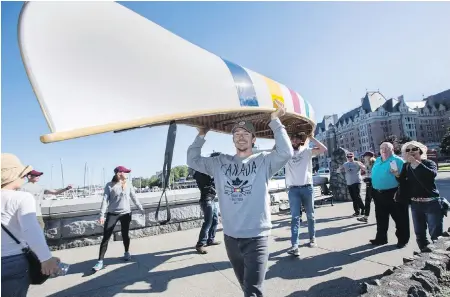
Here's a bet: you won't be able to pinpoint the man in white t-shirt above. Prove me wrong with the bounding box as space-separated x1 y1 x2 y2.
285 132 327 256
21 170 72 229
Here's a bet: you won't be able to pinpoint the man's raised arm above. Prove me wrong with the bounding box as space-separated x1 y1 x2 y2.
187 128 215 176
264 101 294 177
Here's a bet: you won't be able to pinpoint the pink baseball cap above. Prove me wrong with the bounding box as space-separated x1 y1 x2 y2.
114 166 131 173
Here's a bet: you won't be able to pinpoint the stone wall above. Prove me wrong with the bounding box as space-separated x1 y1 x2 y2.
360 230 450 297
44 190 290 250
329 147 352 201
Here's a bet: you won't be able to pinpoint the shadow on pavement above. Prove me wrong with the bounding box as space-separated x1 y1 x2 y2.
284 275 384 297
267 244 396 281
271 214 355 231
274 222 375 242
47 246 231 297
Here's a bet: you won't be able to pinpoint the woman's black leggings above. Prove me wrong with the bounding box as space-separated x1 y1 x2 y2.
98 212 132 260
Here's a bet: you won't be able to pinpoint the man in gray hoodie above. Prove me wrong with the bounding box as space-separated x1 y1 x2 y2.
187 101 293 297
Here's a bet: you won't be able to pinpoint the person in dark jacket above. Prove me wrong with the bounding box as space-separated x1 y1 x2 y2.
394 141 448 252
358 151 376 223
193 152 221 254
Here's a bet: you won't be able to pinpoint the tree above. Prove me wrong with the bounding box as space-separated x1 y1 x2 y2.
440 128 450 155
381 134 413 155
380 135 401 155
399 135 412 145
131 165 190 188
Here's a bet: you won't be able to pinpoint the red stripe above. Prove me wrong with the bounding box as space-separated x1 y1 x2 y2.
289 89 301 113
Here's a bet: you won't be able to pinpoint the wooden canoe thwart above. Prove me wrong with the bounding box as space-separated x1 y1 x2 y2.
18 1 315 143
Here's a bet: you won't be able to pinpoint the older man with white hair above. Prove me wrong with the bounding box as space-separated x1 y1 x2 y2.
370 142 409 248
393 141 449 252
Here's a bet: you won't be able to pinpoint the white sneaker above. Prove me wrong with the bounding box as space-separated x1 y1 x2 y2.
309 239 317 248
287 247 300 257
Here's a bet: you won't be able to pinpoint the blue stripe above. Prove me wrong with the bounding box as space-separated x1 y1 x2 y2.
222 59 259 107
304 99 310 118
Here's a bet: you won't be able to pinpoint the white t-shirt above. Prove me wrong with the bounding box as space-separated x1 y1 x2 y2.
285 148 313 187
21 182 45 216
1 189 52 261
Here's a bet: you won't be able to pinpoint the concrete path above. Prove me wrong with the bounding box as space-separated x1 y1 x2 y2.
29 172 450 297
29 202 450 297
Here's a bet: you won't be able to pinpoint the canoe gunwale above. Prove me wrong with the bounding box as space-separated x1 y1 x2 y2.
39 108 316 143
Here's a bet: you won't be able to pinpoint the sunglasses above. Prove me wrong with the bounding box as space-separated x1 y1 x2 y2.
405 147 419 153
346 155 354 158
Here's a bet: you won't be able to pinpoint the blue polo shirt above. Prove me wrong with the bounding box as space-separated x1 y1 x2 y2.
371 155 404 190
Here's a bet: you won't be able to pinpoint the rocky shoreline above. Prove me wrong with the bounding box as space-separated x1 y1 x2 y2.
360 229 450 297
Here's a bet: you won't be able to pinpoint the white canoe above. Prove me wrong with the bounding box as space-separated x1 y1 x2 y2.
18 1 316 143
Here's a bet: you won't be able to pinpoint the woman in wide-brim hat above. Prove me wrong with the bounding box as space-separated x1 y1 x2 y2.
1 153 61 297
357 151 376 223
395 141 449 252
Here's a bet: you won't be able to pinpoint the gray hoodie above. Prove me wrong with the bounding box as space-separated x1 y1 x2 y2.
187 118 293 238
99 181 144 219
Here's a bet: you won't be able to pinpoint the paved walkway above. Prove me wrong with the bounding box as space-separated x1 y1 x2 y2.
29 199 450 297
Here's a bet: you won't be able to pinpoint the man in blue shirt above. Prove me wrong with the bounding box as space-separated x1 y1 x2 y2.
370 142 410 248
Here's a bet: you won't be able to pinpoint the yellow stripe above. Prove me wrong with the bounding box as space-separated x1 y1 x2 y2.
262 76 284 108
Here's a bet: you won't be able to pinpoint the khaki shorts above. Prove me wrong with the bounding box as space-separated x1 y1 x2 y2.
37 216 45 229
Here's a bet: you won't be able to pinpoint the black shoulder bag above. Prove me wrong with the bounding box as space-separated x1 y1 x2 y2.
1 224 49 284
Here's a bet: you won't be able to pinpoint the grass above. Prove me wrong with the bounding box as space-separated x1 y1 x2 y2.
439 165 450 171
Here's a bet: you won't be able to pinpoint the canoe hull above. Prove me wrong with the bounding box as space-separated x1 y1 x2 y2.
18 1 315 143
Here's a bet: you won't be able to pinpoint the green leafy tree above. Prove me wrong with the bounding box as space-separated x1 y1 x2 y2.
381 135 401 155
440 128 450 155
399 135 412 145
381 134 413 155
148 175 160 187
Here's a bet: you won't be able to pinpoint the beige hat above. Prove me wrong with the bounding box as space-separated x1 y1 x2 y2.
1 153 33 186
401 141 428 160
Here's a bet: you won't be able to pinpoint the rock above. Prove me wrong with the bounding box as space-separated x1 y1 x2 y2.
407 285 430 297
360 237 450 297
360 282 377 294
48 234 110 250
411 271 440 293
147 204 202 225
61 215 105 238
329 147 352 202
383 268 395 276
270 205 280 214
423 260 446 278
179 219 203 230
373 279 382 286
388 280 405 288
44 219 62 239
130 212 146 229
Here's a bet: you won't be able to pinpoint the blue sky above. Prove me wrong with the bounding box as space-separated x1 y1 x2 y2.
2 1 450 188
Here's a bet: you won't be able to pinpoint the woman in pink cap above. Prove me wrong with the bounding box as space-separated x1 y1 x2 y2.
92 166 144 271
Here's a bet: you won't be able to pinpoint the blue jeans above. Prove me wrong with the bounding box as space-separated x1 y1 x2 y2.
411 199 444 250
197 199 219 246
1 254 30 297
289 185 315 248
